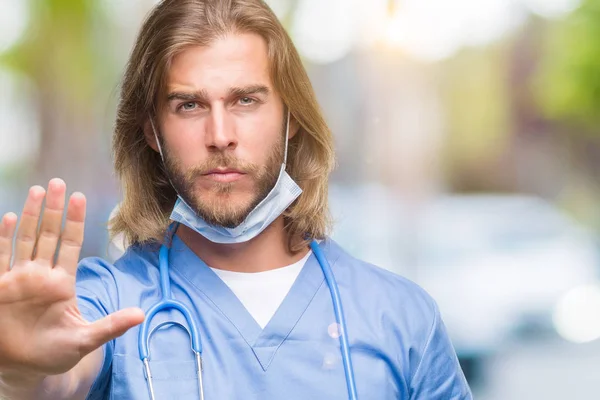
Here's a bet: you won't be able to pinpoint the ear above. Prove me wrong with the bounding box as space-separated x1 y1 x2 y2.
143 118 160 152
288 114 301 140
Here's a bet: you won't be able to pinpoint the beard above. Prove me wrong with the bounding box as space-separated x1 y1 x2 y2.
161 130 285 229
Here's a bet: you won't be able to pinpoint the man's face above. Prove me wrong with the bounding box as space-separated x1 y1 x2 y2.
153 33 287 228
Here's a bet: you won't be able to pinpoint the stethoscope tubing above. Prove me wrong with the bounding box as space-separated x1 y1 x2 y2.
138 239 358 399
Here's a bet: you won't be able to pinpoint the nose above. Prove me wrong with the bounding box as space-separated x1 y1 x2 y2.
205 106 237 152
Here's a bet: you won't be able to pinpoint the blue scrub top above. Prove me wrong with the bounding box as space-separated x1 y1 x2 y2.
76 236 472 399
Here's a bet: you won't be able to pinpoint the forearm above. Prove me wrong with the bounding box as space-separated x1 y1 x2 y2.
0 348 103 400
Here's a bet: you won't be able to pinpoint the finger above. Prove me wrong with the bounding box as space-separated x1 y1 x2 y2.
14 186 46 266
80 308 145 355
55 192 86 275
34 179 67 265
0 213 18 274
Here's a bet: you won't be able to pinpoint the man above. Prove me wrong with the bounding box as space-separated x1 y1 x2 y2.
0 0 472 399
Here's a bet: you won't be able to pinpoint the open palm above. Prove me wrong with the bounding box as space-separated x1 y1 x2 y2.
0 179 144 377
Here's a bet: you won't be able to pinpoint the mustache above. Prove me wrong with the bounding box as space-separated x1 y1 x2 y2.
185 154 260 179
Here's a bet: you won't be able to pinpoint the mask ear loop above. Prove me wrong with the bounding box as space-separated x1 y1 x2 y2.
148 115 178 190
283 109 290 167
148 114 182 246
149 116 166 162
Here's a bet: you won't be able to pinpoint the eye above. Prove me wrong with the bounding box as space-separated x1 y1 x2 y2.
179 102 197 111
239 97 255 105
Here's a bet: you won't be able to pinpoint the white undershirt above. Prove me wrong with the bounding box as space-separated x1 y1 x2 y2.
210 250 312 329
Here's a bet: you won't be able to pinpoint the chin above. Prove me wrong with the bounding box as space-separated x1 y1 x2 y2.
196 191 256 214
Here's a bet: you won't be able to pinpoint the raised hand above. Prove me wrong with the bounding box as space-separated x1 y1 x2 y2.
0 179 144 379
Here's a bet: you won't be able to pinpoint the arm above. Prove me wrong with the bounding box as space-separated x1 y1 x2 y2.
0 348 102 400
0 180 143 400
409 303 473 400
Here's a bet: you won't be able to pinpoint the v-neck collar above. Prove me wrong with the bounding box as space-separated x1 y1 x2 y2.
168 236 341 371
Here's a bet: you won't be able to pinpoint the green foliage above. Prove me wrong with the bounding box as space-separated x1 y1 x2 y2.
0 0 108 104
535 0 600 129
439 43 512 165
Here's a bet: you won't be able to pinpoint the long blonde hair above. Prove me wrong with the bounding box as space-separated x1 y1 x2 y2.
110 0 335 252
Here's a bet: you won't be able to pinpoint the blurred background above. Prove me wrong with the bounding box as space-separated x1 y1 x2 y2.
2 0 600 397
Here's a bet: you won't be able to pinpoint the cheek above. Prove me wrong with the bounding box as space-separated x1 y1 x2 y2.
238 118 283 162
163 121 206 166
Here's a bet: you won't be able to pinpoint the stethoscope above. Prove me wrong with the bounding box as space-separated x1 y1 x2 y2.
138 236 359 400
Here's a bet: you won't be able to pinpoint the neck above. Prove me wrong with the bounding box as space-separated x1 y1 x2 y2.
176 216 310 273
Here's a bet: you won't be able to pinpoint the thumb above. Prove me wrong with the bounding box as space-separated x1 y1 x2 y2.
80 308 145 355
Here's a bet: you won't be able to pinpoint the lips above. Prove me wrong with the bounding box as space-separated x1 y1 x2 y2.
203 168 246 183
204 168 245 175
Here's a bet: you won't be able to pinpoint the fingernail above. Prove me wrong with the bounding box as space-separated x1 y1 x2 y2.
70 192 86 201
29 186 46 198
49 178 66 190
2 212 17 222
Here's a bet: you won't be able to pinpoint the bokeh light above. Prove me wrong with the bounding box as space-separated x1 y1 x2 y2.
553 284 600 344
291 0 356 64
0 0 29 54
0 69 40 167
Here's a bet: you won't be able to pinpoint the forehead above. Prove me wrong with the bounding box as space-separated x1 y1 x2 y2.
166 33 272 93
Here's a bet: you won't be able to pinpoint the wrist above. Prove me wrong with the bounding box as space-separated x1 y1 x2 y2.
1 369 44 383
0 370 47 395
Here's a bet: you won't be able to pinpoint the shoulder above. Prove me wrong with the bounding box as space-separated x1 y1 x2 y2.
76 243 160 317
326 238 437 315
78 242 159 276
324 238 440 352
324 239 451 383
76 242 160 297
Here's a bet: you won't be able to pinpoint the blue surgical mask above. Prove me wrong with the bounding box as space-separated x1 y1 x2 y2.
151 111 302 244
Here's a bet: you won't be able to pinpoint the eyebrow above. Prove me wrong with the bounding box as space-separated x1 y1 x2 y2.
228 85 270 98
166 85 270 103
166 89 209 103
